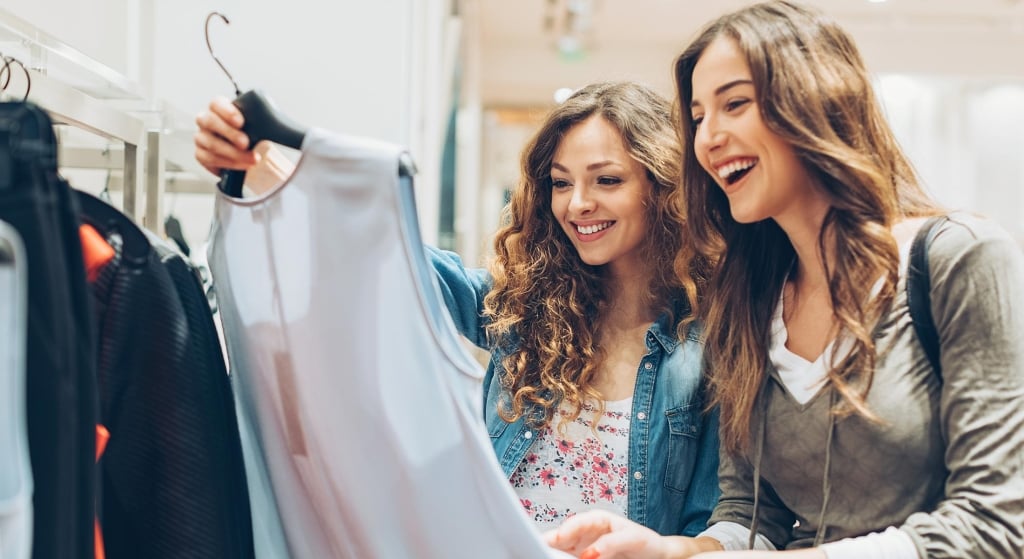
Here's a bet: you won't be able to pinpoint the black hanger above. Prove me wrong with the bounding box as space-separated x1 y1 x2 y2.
203 12 415 197
0 98 55 191
204 13 308 197
163 214 191 256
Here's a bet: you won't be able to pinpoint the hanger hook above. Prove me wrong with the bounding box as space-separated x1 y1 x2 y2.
0 54 11 92
205 12 241 96
1 56 30 102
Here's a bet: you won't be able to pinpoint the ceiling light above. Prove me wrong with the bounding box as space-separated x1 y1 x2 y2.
554 87 575 103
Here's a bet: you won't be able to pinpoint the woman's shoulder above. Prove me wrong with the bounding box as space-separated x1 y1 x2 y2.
928 212 1022 268
937 210 1015 245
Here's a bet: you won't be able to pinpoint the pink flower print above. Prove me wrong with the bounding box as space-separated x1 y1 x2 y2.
539 468 558 488
557 439 574 453
526 453 539 465
572 457 585 470
520 499 533 511
592 456 610 474
598 483 616 501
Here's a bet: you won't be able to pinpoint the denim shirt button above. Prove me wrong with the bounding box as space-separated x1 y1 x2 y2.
643 362 653 370
633 471 644 480
523 431 532 440
636 412 647 420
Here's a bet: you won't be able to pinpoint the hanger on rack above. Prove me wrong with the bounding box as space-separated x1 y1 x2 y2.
203 12 414 197
0 55 32 101
0 64 53 192
0 56 10 94
162 189 191 256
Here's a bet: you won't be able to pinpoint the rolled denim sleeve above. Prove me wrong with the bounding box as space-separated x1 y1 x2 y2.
680 405 722 536
424 245 492 348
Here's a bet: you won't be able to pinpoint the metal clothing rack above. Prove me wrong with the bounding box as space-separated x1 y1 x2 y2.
25 68 148 221
0 6 214 236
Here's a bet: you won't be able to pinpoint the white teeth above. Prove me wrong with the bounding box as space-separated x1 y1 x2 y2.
576 222 612 235
717 159 756 180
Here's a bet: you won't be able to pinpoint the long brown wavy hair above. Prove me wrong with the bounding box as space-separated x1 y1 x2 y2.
483 81 705 427
672 1 942 454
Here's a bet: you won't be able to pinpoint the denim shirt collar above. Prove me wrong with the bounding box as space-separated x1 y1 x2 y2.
647 312 681 354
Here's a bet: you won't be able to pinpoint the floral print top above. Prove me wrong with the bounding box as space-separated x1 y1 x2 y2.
510 397 632 528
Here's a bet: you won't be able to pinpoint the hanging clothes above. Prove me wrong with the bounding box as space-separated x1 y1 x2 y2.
0 100 97 559
77 191 255 559
0 220 32 559
208 129 571 559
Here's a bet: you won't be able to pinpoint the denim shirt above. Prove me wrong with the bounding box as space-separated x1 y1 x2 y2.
427 246 720 536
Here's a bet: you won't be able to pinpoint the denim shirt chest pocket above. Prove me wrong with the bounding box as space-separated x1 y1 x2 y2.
663 403 700 492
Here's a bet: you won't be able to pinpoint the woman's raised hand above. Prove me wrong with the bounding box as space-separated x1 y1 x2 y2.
194 96 258 177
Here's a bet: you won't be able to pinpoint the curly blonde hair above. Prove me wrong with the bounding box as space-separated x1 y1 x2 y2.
672 1 942 454
482 81 704 427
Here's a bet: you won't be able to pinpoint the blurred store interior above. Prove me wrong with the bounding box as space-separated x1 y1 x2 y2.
1 0 1022 265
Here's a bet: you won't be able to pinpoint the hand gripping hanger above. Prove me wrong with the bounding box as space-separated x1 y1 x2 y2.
205 12 307 197
204 12 414 198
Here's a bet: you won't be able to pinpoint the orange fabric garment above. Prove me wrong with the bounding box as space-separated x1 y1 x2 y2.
83 225 114 559
95 425 110 559
80 224 114 282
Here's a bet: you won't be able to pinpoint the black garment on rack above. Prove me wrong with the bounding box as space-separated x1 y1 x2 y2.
78 191 254 559
0 101 98 559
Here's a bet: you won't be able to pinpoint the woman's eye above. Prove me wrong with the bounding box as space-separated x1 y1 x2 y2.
551 178 570 189
597 176 622 186
725 98 750 111
691 115 703 130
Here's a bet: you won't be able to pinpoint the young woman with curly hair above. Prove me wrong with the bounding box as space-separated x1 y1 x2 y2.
548 2 1024 559
194 81 720 536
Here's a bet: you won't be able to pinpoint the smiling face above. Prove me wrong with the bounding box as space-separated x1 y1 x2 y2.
689 36 828 226
549 114 653 274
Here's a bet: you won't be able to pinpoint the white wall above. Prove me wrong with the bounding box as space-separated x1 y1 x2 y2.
878 75 1024 245
151 1 414 145
2 0 458 249
1 0 135 79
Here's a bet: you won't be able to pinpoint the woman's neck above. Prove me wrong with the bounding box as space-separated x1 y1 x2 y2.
776 198 831 293
603 264 658 327
593 270 657 402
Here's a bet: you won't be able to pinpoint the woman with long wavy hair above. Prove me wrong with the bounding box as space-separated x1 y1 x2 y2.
548 2 1024 558
194 81 721 536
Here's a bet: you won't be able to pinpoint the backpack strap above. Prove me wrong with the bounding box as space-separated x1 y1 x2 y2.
906 215 948 379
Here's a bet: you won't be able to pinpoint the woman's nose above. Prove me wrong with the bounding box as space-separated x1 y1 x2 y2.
695 115 726 153
568 185 596 214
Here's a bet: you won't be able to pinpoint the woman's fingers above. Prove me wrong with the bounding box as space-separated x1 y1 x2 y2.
194 97 258 175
